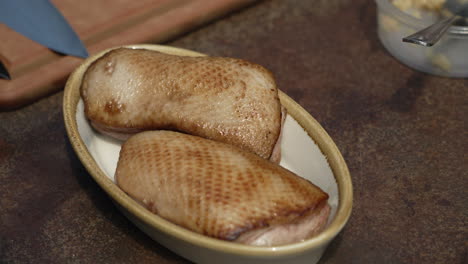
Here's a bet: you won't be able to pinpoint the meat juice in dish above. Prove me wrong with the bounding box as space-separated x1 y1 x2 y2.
80 48 283 161
115 131 331 246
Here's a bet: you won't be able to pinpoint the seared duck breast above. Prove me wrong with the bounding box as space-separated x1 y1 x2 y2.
115 131 330 246
81 48 283 161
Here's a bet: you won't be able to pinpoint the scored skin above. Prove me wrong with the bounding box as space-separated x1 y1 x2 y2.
115 131 330 245
81 48 282 160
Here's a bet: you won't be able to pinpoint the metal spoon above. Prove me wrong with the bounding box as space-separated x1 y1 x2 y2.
402 1 468 47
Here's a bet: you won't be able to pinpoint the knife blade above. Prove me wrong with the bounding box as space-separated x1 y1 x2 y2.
0 0 88 59
0 60 10 80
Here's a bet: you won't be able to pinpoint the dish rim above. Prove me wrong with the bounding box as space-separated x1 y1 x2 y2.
63 44 353 257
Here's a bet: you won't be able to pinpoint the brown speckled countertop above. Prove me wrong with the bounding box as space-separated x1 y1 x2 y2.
1 1 466 263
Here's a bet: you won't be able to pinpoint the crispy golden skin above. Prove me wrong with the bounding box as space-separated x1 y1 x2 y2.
81 48 282 160
115 131 330 246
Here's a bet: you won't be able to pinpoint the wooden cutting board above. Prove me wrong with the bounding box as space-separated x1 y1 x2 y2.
0 0 256 109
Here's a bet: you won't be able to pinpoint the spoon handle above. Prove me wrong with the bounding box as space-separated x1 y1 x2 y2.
402 16 458 47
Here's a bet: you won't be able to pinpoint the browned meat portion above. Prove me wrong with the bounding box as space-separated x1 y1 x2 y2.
81 48 282 160
115 131 330 246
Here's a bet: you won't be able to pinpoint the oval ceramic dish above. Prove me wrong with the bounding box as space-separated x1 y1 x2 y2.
63 44 353 264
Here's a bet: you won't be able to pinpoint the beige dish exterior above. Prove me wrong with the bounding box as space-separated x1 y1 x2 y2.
63 44 353 264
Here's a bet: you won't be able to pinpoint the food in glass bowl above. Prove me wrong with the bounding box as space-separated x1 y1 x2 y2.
375 0 468 78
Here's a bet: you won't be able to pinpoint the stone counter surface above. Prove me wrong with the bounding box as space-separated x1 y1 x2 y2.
1 1 466 263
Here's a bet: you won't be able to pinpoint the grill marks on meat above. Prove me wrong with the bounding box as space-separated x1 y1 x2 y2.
81 48 282 160
115 131 330 246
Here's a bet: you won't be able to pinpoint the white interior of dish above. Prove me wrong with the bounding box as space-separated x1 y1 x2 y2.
76 100 339 225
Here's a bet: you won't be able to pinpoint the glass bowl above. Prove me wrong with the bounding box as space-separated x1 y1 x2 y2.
375 0 468 78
